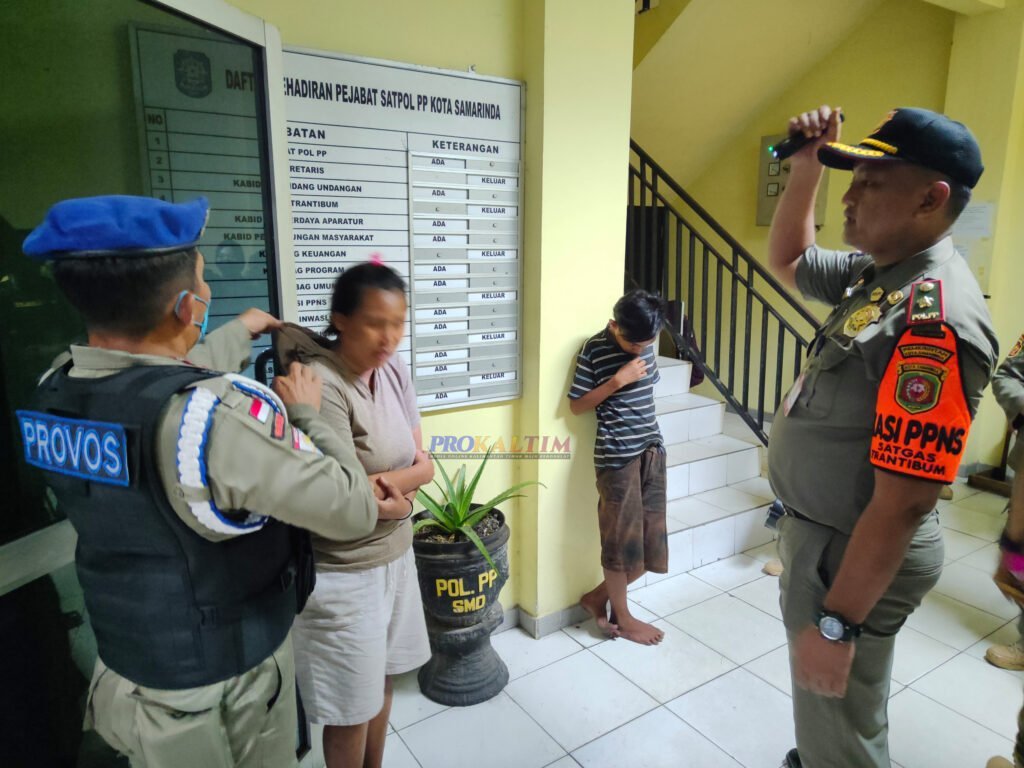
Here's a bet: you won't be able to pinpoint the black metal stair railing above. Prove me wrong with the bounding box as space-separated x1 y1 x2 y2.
627 139 819 445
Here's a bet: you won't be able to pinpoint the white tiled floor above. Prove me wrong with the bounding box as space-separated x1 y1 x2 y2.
371 483 1019 768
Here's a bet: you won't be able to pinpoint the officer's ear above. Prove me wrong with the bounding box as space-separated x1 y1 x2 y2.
919 179 951 218
173 290 195 329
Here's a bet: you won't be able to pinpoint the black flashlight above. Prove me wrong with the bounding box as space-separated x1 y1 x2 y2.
768 113 846 161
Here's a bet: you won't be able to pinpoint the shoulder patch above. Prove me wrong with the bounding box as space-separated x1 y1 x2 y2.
871 323 970 483
1010 333 1024 358
271 412 287 440
291 426 322 455
223 373 285 415
906 279 944 326
16 410 129 486
177 387 268 535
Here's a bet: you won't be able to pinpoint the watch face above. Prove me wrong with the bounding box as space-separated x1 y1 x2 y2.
819 615 845 641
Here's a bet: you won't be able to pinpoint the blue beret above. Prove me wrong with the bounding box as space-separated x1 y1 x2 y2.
23 195 209 260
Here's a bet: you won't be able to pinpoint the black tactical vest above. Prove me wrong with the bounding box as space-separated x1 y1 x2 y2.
27 363 305 689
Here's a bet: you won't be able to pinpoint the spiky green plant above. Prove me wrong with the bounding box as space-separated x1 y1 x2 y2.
414 448 542 572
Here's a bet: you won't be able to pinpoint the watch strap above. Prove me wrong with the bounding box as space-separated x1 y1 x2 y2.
817 609 863 642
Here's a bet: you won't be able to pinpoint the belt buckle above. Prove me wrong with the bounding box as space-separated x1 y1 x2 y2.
763 499 786 530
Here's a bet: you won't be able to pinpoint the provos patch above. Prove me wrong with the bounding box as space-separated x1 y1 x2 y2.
16 410 129 487
871 323 970 483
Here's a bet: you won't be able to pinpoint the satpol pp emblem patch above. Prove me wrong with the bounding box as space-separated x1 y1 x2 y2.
174 50 212 98
895 362 947 414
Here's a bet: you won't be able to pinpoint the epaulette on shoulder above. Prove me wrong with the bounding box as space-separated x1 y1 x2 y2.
175 380 269 536
907 279 944 326
223 373 285 413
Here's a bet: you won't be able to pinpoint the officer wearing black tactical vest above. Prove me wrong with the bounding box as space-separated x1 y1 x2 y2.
17 195 408 767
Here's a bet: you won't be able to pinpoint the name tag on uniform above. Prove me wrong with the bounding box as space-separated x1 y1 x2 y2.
782 370 807 416
17 410 130 487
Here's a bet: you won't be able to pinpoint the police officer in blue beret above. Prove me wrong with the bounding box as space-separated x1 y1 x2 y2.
18 195 408 767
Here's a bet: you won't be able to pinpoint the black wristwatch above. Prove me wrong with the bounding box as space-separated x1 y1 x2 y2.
816 610 862 643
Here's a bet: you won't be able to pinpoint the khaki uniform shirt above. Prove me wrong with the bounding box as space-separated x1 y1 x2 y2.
275 325 420 570
60 320 377 542
768 237 998 534
993 333 1024 471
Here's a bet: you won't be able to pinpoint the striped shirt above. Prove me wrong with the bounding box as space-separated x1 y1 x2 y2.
568 328 662 470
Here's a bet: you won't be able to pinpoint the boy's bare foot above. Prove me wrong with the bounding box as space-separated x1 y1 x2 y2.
580 591 619 637
617 617 664 646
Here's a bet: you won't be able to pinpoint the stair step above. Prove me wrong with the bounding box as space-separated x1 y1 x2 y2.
627 477 778 592
655 393 724 443
655 356 691 398
664 434 760 500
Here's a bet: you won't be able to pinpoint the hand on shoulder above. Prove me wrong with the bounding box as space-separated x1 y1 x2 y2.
237 308 283 339
272 362 322 412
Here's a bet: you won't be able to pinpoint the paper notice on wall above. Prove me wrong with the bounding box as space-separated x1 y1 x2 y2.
953 202 993 241
953 202 995 296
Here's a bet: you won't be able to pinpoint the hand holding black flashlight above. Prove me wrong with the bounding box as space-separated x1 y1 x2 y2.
769 112 845 161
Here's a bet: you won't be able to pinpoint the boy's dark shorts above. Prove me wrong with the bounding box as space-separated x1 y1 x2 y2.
596 444 668 574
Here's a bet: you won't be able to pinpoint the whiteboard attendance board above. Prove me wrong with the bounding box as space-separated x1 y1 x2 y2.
281 50 524 411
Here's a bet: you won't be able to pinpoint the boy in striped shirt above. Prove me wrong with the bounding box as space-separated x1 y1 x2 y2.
569 290 668 645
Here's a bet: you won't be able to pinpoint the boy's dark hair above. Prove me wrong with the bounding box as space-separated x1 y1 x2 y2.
613 290 665 343
327 262 407 333
51 248 198 338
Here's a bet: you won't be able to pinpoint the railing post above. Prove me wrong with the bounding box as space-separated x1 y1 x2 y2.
758 305 768 429
714 259 723 375
775 325 785 416
729 250 738 394
742 262 753 410
675 219 683 309
700 244 709 359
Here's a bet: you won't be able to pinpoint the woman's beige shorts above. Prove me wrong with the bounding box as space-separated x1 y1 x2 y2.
293 548 430 725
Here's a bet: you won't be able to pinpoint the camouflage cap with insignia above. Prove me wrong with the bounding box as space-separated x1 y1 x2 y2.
23 195 209 261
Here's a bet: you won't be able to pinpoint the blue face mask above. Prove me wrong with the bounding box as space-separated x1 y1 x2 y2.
175 290 211 341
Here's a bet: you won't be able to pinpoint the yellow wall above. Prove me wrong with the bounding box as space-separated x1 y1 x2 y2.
944 6 1024 466
633 0 693 69
520 0 636 618
685 0 954 258
234 0 525 80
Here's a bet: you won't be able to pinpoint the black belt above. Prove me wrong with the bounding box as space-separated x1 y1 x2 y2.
783 504 814 523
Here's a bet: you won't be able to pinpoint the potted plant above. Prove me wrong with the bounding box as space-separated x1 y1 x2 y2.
412 450 540 706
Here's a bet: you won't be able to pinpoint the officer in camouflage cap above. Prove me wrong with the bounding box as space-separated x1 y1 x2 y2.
18 195 408 767
766 107 998 767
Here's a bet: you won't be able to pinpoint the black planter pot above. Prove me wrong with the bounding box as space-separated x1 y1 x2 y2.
412 508 510 706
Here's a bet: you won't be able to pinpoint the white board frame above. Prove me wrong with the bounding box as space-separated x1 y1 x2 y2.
281 48 526 412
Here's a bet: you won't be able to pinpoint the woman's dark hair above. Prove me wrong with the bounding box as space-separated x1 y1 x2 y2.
613 289 665 342
51 247 198 338
326 262 407 334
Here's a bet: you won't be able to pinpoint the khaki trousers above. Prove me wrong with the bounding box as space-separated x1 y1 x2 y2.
778 512 944 768
85 633 298 768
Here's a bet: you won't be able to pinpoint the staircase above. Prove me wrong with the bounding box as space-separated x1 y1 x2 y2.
616 138 814 589
627 355 774 595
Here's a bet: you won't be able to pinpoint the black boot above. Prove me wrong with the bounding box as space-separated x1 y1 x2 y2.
784 749 803 768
